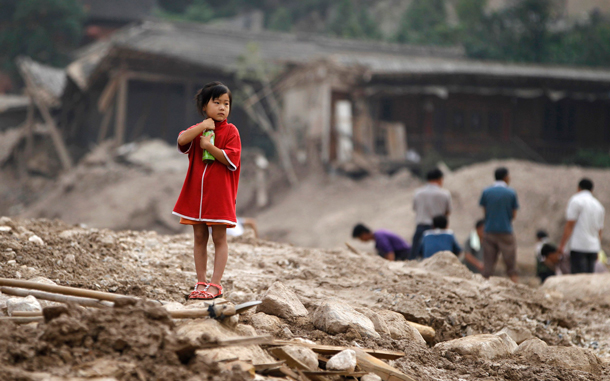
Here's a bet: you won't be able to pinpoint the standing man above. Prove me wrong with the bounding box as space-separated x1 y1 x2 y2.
558 178 605 274
479 167 519 282
410 168 452 260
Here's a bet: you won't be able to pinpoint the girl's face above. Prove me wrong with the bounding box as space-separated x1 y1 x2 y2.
203 93 230 121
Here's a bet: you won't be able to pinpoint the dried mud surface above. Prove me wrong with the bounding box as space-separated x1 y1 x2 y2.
1 218 609 380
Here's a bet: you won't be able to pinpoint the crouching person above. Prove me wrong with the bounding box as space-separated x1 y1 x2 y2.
352 224 411 261
420 215 462 259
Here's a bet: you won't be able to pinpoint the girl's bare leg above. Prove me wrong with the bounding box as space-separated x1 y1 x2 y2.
193 224 209 291
209 225 228 294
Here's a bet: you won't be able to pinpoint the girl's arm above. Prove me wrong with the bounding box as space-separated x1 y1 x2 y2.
178 118 215 146
200 133 230 166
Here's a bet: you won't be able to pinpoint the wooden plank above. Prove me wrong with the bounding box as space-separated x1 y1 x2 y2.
0 317 43 324
97 76 119 113
353 348 416 381
198 335 274 349
97 103 114 143
1 287 114 308
0 278 158 304
114 71 128 146
269 347 329 381
407 321 435 343
270 341 405 360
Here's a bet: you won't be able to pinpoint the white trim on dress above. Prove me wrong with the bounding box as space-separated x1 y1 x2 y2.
172 211 237 225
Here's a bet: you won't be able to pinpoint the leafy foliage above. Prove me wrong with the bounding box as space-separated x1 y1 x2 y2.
0 0 84 71
327 0 381 39
396 0 456 45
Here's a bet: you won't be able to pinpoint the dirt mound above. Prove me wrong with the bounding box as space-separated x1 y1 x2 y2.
1 218 610 380
0 300 251 381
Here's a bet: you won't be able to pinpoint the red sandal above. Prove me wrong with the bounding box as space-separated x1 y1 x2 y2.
188 282 209 300
201 283 223 299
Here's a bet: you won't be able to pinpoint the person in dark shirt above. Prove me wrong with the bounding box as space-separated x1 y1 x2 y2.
537 243 561 283
352 223 411 261
419 215 462 259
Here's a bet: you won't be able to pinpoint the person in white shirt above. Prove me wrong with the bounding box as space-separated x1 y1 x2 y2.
558 178 605 274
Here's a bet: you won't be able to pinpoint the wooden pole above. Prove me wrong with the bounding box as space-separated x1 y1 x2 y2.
1 287 113 308
114 71 128 146
30 93 73 170
97 103 114 143
353 348 416 381
0 278 157 304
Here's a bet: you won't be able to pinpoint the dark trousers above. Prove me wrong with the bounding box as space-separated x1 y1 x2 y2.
410 224 432 260
570 251 597 274
378 248 410 261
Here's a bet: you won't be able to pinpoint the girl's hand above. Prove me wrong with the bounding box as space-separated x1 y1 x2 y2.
200 132 214 150
200 118 215 131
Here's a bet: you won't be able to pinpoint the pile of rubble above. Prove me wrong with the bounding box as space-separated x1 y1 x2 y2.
0 217 609 380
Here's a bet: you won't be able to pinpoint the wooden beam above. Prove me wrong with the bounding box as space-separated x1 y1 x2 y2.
98 76 119 113
269 341 405 361
124 71 190 84
407 321 435 343
98 103 114 143
1 287 113 308
114 71 128 146
353 348 416 381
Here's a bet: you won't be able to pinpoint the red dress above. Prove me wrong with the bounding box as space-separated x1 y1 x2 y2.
173 119 241 225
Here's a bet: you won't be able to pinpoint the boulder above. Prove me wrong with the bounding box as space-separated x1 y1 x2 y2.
355 307 390 335
435 333 517 360
326 349 357 372
177 318 274 364
420 251 474 280
258 282 308 319
497 326 533 345
7 295 42 315
250 312 283 333
516 338 602 374
541 274 610 303
28 235 45 246
312 300 379 338
376 310 426 344
392 298 431 323
280 345 319 371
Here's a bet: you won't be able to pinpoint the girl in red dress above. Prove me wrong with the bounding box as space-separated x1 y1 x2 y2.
173 82 241 300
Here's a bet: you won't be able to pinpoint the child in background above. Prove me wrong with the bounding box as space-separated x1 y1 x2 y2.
535 230 549 263
173 82 241 300
462 219 485 273
420 215 462 259
537 243 561 283
352 224 411 261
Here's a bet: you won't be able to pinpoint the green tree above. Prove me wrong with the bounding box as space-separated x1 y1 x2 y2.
0 0 83 71
157 0 192 14
328 0 380 39
183 0 215 23
268 6 292 32
396 0 456 45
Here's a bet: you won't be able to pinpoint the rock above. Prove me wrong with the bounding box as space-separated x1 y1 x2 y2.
177 318 274 364
235 324 257 337
250 312 283 333
326 349 357 372
377 310 426 344
59 229 85 239
393 298 431 323
7 295 42 315
516 338 602 374
163 302 186 312
361 373 382 381
258 281 308 319
312 300 379 338
497 326 533 345
280 345 319 370
494 331 518 353
64 254 76 263
28 235 45 245
28 277 57 286
98 235 116 247
435 333 516 360
541 274 610 303
290 337 316 345
0 226 11 233
355 307 390 335
228 290 256 304
420 251 474 280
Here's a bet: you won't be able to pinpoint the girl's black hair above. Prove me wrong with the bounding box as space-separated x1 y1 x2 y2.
195 81 232 117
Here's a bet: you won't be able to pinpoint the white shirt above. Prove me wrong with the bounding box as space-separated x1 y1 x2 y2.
566 190 605 252
413 184 452 225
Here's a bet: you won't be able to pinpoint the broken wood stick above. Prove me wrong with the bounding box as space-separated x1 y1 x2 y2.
345 242 367 256
0 278 159 304
270 340 405 360
0 317 43 324
269 347 329 381
406 321 435 343
199 335 274 349
10 311 44 317
353 348 416 381
1 287 114 308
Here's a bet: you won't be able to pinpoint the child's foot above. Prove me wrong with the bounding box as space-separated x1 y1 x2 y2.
188 282 209 300
203 283 223 299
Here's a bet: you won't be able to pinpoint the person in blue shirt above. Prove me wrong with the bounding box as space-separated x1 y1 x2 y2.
352 224 411 261
419 215 462 259
479 167 520 283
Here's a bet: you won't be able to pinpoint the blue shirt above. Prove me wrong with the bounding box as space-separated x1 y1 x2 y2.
374 230 411 255
419 229 462 259
479 181 519 233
